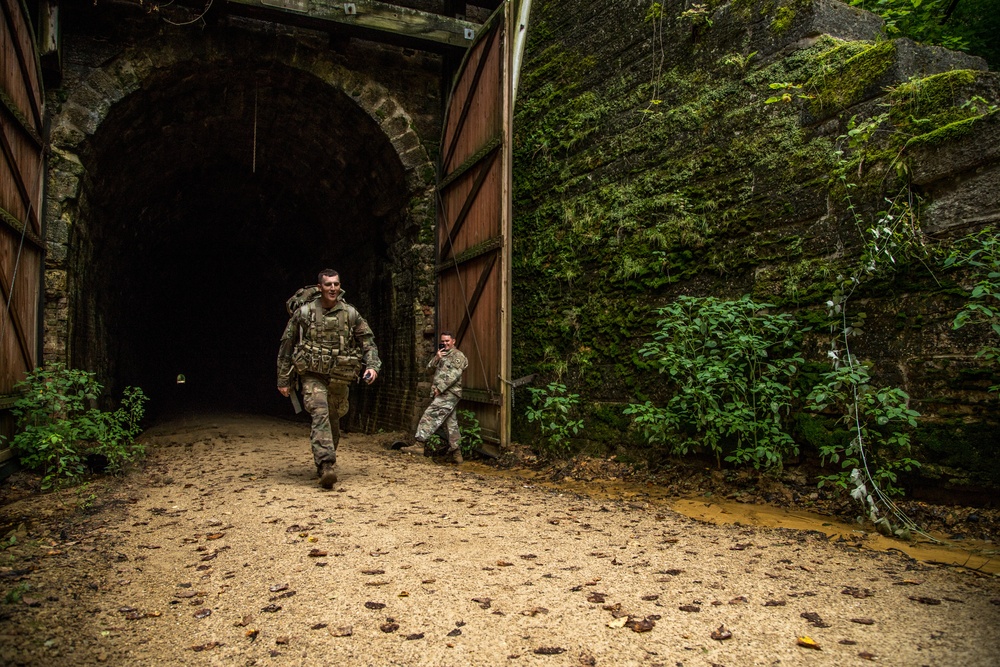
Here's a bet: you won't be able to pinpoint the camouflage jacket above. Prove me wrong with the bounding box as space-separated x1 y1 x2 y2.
429 347 468 398
277 291 381 387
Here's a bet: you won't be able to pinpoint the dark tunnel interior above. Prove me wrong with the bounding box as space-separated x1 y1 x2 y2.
69 60 418 424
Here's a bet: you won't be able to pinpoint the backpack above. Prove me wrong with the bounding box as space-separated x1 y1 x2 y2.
286 285 321 315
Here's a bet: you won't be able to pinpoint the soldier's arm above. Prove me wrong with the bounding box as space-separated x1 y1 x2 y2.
276 315 299 388
353 316 382 372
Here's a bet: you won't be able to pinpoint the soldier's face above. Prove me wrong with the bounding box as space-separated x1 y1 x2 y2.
440 335 455 350
319 275 341 301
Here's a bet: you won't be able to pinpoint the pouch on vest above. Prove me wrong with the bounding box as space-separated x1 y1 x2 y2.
328 356 362 383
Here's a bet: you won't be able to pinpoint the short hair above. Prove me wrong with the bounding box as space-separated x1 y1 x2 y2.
440 330 454 338
317 269 340 283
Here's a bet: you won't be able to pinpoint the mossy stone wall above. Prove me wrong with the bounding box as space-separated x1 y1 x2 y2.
512 0 1000 487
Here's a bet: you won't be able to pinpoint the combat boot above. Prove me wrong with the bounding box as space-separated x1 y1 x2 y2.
319 461 338 489
448 445 463 464
399 443 425 456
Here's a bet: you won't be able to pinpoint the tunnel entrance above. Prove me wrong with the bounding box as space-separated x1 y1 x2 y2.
67 59 420 428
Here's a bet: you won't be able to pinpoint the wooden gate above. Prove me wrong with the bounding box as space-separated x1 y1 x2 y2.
1 0 46 463
435 2 516 451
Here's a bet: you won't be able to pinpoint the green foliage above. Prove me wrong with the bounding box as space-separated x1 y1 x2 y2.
4 582 31 605
679 3 713 27
525 383 584 456
848 0 1000 68
457 409 484 457
624 296 805 469
806 360 921 497
946 227 1000 389
5 364 148 489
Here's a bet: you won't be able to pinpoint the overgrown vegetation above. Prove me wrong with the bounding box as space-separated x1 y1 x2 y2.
3 364 148 490
946 227 1000 390
525 383 584 457
512 0 1000 508
847 0 1000 69
624 296 804 469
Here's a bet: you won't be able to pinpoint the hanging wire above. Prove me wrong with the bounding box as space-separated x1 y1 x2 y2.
838 305 942 544
161 0 214 26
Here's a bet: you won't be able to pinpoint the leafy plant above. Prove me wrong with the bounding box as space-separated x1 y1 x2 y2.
458 409 484 458
4 582 30 605
805 359 921 498
945 227 1000 390
624 296 804 469
525 382 584 456
5 364 148 489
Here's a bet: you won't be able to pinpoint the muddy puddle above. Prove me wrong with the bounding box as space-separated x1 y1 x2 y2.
466 463 999 575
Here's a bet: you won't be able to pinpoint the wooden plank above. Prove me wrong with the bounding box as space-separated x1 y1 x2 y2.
0 246 36 373
226 0 478 53
0 0 44 129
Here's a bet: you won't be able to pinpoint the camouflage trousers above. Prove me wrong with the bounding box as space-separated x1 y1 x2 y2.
301 372 349 471
415 391 461 449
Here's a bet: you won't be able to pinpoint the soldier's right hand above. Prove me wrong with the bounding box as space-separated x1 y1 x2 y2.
278 386 290 397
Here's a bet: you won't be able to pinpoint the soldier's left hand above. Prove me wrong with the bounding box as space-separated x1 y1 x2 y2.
363 369 378 384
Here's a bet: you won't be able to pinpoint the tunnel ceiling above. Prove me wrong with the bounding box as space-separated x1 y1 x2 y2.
73 59 413 414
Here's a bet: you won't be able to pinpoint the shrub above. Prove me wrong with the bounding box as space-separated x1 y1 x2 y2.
5 364 148 489
624 296 804 469
525 382 584 456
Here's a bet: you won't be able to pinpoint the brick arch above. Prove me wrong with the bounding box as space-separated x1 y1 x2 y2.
43 28 441 431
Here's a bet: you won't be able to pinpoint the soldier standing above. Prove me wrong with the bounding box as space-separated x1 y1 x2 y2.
277 269 381 488
402 331 468 463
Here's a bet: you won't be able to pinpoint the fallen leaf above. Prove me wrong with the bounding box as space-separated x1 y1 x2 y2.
365 602 386 610
447 628 462 637
641 594 659 601
533 647 566 655
710 625 732 641
189 641 222 652
607 616 628 629
797 636 821 650
472 597 492 609
380 622 399 633
626 618 655 633
260 604 282 613
329 626 353 637
678 605 700 612
909 596 941 605
234 614 252 627
269 583 289 593
206 533 225 540
729 595 749 604
245 629 259 641
405 633 424 640
851 618 876 625
587 592 607 604
496 561 514 567
275 636 290 645
193 608 212 619
893 579 923 586
841 587 874 599
310 623 328 630
764 600 786 607
520 607 548 616
362 569 385 575
859 651 877 660
308 549 328 557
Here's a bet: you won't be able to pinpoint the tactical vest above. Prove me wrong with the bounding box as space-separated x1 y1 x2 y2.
292 300 363 381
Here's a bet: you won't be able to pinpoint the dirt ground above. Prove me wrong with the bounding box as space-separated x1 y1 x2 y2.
1 413 999 666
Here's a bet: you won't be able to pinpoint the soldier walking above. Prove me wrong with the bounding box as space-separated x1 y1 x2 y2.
402 331 468 463
277 269 381 488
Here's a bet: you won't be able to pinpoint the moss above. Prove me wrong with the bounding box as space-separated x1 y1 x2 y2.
806 41 897 117
771 5 795 35
916 421 1000 489
903 115 983 148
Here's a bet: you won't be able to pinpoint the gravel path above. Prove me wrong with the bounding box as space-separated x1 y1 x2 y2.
1 413 998 666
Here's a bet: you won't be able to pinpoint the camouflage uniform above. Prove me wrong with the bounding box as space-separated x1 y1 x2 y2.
277 291 381 472
415 347 468 449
